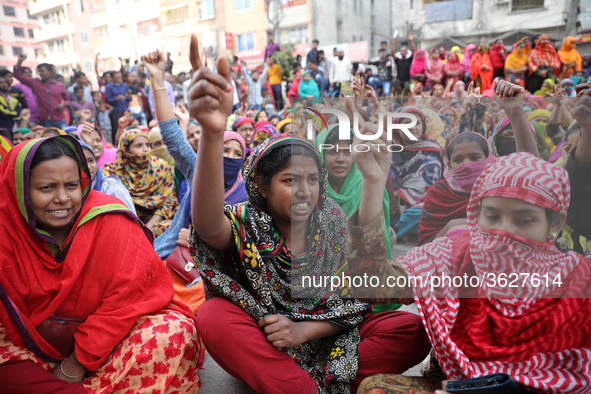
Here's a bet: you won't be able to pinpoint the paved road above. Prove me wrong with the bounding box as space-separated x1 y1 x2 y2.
198 236 424 394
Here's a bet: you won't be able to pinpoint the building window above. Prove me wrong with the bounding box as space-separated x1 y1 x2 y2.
237 32 255 51
14 27 25 37
0 46 3 55
85 61 92 73
234 0 252 12
512 0 544 11
3 6 15 16
12 47 23 56
75 0 84 14
81 31 88 44
199 0 215 19
119 24 129 38
94 26 110 45
287 26 308 44
35 48 43 57
28 29 34 38
90 0 107 14
137 19 160 37
354 0 357 13
360 0 363 14
424 0 473 23
27 9 37 19
163 6 188 25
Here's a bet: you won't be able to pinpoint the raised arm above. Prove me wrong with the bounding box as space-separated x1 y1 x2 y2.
408 31 416 56
572 84 591 166
94 53 100 78
493 79 539 157
14 55 35 88
143 50 174 122
187 34 235 251
260 63 268 82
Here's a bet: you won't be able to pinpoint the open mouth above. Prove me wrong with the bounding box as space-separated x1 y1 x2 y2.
292 202 310 214
47 208 71 218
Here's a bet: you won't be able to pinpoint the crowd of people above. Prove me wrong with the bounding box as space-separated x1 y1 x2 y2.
1 30 591 394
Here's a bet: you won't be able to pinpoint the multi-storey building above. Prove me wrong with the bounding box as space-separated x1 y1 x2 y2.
0 0 42 72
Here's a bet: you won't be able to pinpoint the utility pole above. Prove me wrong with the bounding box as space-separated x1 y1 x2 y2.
121 0 139 61
266 0 283 43
566 0 580 36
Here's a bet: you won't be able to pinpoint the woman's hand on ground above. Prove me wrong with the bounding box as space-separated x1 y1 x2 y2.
187 34 233 133
257 314 305 349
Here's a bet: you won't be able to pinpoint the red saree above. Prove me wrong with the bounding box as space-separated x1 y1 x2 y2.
469 53 494 91
0 137 201 387
418 179 470 246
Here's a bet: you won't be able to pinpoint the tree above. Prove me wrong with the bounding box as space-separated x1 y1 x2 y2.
271 42 297 81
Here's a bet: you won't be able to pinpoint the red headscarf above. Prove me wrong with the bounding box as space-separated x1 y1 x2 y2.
470 45 494 91
489 39 506 71
528 34 561 76
0 136 188 370
443 51 463 87
400 153 591 392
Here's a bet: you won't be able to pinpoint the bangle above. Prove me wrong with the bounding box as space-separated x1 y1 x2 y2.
153 87 166 92
60 359 87 379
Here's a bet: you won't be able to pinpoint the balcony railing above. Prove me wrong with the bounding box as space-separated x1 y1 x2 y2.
29 0 70 16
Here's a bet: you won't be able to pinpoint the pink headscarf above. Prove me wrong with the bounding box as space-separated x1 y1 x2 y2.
410 49 427 77
460 44 476 72
76 124 117 169
443 132 495 193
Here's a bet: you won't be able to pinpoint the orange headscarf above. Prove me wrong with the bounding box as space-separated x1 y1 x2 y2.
558 36 582 78
470 45 494 91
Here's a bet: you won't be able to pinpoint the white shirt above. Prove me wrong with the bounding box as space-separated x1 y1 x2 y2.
329 56 353 84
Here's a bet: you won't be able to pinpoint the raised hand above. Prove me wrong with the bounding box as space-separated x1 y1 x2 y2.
79 122 95 145
143 50 167 80
544 82 564 105
572 83 591 131
172 104 190 123
18 54 27 63
352 71 364 98
187 34 233 133
462 81 480 112
20 108 30 123
493 79 524 112
408 31 415 41
81 108 93 123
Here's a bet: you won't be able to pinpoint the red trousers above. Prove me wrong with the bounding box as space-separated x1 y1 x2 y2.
197 297 431 394
0 361 86 393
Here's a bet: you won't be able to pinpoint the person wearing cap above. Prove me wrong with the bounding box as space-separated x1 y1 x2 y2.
329 47 352 96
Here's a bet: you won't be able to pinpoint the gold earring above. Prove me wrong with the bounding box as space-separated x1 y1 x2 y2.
553 232 558 240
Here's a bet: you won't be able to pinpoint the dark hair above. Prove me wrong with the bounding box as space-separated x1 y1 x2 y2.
103 71 113 78
256 144 320 187
318 50 325 55
37 63 54 72
308 59 317 65
233 55 239 61
269 114 280 122
21 66 32 74
447 132 489 158
262 86 268 91
325 126 352 146
400 40 409 47
123 71 130 80
0 70 12 78
55 74 63 81
313 39 319 44
567 121 582 137
545 209 561 226
293 62 301 69
31 137 80 170
378 48 386 53
74 71 85 81
74 85 84 92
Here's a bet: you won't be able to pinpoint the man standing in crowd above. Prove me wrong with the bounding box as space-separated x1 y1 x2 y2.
266 57 283 111
67 71 93 104
308 60 328 91
318 50 331 79
105 71 131 141
124 71 147 126
0 75 23 136
329 47 352 96
242 60 268 110
393 32 416 95
265 32 281 60
165 52 174 73
14 54 69 129
368 48 394 97
12 66 38 124
307 39 320 68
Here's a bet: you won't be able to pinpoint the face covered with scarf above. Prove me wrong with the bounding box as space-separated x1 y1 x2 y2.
148 127 175 167
444 132 495 194
491 116 535 156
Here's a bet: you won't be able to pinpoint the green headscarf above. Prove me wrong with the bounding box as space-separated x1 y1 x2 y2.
533 78 555 97
315 125 399 313
531 121 551 160
14 128 33 135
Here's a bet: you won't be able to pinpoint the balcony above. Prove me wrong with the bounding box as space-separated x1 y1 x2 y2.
39 50 80 67
34 21 75 42
424 0 473 23
28 0 70 16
